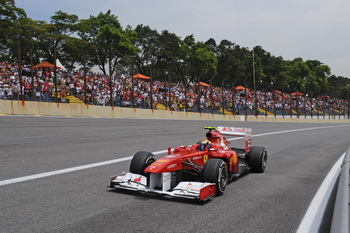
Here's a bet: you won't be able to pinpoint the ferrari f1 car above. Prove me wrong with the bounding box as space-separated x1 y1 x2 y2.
109 126 267 201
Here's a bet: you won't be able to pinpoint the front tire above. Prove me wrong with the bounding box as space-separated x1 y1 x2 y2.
202 159 228 195
129 151 155 176
249 146 267 173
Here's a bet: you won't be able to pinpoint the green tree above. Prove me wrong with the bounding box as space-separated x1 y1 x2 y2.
184 37 217 82
113 25 137 76
60 37 93 71
285 58 310 91
327 75 350 98
78 11 136 76
216 40 251 87
155 30 184 81
0 0 27 61
133 24 160 77
342 82 350 100
35 11 78 64
304 60 330 96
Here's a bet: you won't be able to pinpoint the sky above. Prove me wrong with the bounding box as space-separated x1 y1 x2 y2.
16 0 350 78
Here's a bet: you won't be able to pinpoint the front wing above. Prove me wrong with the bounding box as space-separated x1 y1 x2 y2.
109 172 216 201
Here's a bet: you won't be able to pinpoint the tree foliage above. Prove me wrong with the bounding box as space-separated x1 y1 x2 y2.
77 10 136 76
1 1 349 98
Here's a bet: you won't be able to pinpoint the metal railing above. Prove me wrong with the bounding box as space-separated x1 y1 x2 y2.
297 148 349 233
330 146 349 233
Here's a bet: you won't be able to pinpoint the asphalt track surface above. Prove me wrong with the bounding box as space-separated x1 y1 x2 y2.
0 116 349 233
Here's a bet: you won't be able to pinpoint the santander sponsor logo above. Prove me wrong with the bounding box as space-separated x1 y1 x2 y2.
222 127 245 132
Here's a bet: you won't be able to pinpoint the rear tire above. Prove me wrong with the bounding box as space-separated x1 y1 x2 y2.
202 159 228 195
129 151 155 176
249 146 267 173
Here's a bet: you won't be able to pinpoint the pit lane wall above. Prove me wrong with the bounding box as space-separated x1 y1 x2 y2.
1 100 350 123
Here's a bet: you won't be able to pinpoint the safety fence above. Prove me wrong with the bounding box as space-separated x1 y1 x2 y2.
2 100 350 123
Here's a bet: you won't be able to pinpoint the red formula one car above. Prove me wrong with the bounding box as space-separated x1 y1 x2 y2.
109 126 267 201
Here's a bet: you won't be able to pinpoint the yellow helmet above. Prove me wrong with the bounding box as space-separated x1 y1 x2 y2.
199 139 212 150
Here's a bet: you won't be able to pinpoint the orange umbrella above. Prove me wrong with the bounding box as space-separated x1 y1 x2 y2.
196 82 211 87
291 92 304 96
33 61 61 69
235 85 249 91
273 90 282 94
133 73 151 80
319 95 330 98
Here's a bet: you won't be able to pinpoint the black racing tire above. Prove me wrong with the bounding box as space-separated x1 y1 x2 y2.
249 146 267 173
129 151 155 176
202 158 228 196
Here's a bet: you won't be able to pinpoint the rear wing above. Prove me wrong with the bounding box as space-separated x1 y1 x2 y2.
217 126 252 137
217 126 252 151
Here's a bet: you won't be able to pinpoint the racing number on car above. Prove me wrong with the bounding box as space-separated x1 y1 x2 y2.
204 155 208 163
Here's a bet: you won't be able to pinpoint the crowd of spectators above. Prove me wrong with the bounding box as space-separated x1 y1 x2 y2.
0 62 349 116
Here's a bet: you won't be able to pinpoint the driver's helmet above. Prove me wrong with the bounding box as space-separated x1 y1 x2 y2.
199 139 212 151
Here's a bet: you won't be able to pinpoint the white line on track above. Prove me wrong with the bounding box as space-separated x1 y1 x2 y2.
0 124 348 187
0 150 167 186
